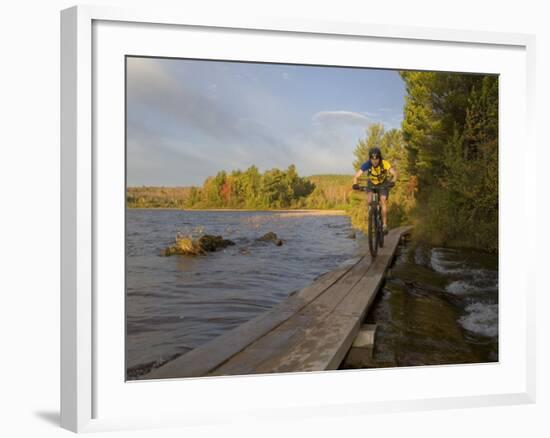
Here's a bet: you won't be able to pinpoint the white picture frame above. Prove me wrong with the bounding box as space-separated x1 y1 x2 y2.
60 4 536 433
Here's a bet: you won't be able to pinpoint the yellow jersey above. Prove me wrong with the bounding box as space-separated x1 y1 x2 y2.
360 159 392 185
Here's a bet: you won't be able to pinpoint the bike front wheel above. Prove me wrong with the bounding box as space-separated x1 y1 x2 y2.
368 207 378 258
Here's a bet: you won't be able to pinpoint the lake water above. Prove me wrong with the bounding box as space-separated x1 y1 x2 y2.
126 209 498 379
126 209 359 378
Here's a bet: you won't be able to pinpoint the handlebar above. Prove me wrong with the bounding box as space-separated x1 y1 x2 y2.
352 181 395 191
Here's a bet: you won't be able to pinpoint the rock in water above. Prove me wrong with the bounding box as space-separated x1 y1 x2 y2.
162 234 234 256
256 231 284 246
257 231 278 242
198 235 235 252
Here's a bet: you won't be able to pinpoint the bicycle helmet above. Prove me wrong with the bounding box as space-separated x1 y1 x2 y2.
369 147 382 160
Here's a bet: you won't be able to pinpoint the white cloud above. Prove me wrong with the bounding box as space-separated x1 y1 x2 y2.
283 117 361 176
312 110 370 128
361 111 379 117
288 135 356 176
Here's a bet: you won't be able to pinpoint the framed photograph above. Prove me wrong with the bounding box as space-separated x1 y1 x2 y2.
61 5 536 433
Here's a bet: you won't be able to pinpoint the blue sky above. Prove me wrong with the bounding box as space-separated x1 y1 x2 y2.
126 56 405 186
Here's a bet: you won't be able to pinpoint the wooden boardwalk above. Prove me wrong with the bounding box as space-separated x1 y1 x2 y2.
144 226 412 380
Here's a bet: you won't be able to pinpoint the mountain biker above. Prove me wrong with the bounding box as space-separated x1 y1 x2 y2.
352 147 397 234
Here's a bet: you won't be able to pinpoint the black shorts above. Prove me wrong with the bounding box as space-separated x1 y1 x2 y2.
367 181 392 199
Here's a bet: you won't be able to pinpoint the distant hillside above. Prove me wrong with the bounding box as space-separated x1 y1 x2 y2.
306 174 353 183
127 186 196 208
303 174 354 209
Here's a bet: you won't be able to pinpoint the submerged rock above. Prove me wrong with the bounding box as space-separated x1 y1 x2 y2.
162 234 234 256
257 231 278 241
257 231 284 246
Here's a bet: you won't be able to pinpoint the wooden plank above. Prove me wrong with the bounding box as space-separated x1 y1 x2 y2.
334 227 408 319
352 324 377 349
144 258 361 379
207 252 381 376
221 273 379 375
299 253 373 314
210 227 411 376
209 312 317 376
343 324 378 368
251 313 360 373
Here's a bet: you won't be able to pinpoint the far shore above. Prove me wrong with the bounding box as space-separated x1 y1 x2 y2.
127 207 348 216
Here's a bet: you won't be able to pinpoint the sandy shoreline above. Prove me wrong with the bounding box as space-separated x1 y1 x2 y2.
270 210 347 217
128 207 348 216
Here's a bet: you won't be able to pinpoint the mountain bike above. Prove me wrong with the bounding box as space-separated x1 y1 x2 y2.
353 181 394 258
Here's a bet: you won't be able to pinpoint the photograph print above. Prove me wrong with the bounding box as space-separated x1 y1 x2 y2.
125 56 498 381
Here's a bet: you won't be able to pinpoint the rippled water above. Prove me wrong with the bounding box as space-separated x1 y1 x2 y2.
357 238 499 368
126 209 360 378
432 247 498 339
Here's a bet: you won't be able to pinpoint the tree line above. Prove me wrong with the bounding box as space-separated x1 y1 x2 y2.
399 71 498 252
127 165 353 210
